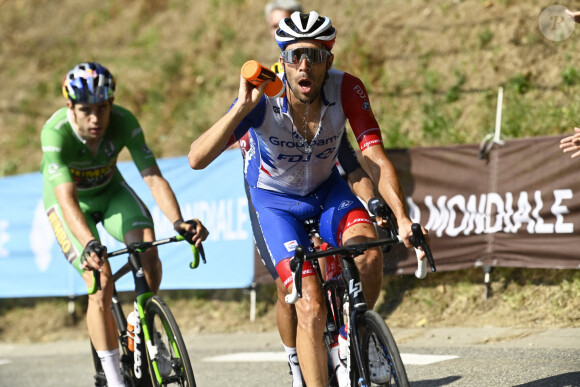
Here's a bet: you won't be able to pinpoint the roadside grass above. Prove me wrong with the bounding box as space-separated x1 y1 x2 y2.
2 1 580 175
1 268 579 344
378 268 580 328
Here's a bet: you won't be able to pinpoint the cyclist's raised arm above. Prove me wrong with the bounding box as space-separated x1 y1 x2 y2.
188 75 269 170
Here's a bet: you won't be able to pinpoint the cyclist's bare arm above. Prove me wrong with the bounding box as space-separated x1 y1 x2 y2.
54 182 105 271
188 76 268 170
345 167 391 227
361 144 429 252
140 165 209 246
346 167 375 202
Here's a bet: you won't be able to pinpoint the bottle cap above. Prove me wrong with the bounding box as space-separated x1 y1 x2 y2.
242 60 285 98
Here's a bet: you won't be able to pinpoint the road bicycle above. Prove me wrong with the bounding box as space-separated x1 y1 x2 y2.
285 200 436 387
89 234 205 387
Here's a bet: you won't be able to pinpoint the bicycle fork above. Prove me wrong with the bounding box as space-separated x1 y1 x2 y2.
128 251 155 382
340 255 372 386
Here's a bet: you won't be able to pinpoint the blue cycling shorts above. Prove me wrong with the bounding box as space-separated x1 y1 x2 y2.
249 169 372 287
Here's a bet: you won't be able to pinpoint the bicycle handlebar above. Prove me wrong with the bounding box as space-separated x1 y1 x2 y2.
285 222 435 304
368 197 436 278
87 235 206 294
410 223 436 277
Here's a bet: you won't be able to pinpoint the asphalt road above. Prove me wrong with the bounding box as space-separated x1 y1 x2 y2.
0 327 579 386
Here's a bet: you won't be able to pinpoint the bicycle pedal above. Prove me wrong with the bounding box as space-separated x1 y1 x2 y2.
93 372 107 386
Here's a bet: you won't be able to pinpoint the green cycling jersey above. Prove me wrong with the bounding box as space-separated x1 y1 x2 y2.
41 104 157 194
41 104 157 273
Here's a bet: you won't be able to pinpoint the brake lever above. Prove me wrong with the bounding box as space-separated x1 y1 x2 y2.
82 245 106 292
409 223 437 273
368 197 399 239
199 243 207 264
285 246 305 304
94 271 101 291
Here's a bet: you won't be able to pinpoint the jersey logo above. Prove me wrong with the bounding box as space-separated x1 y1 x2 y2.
362 100 370 111
42 146 61 153
103 140 115 157
131 127 142 138
47 163 59 175
258 137 277 171
284 240 299 252
46 206 78 262
141 144 153 156
316 147 336 159
353 84 367 99
339 200 353 210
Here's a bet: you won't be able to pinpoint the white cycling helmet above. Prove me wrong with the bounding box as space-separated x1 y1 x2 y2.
275 11 336 51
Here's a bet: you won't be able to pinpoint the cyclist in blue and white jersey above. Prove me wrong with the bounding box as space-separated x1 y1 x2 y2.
188 11 429 386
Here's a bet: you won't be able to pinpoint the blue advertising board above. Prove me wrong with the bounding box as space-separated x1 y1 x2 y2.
0 150 254 298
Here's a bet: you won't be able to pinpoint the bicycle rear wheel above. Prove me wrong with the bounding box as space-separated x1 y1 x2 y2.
144 295 196 387
355 310 409 387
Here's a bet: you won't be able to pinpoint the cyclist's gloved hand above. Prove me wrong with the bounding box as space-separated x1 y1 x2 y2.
80 239 107 271
174 219 209 247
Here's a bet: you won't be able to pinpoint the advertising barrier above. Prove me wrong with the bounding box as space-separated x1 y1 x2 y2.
0 150 254 298
385 134 580 275
2 135 579 296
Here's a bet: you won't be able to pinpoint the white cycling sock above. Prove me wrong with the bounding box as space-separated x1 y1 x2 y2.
97 348 126 387
283 344 303 387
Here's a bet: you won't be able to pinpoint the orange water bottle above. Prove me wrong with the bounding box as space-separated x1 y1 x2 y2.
126 311 135 352
241 60 285 98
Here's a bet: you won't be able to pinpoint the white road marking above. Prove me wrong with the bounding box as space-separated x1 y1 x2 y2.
203 352 458 365
0 359 11 366
401 353 458 365
204 352 287 362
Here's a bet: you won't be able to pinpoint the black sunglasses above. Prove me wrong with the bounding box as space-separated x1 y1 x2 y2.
281 47 331 64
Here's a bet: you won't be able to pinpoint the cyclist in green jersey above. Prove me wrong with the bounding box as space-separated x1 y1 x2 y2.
41 62 209 387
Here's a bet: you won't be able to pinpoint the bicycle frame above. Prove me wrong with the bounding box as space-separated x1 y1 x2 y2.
91 235 201 386
286 223 435 386
289 239 401 385
109 236 183 384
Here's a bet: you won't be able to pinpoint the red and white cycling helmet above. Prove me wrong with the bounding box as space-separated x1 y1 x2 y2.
275 11 336 51
62 62 115 104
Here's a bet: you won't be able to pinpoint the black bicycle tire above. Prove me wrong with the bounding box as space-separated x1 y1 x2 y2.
355 310 409 387
144 295 196 387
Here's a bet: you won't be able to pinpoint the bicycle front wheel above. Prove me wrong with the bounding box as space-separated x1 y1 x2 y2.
144 296 196 387
355 310 409 387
